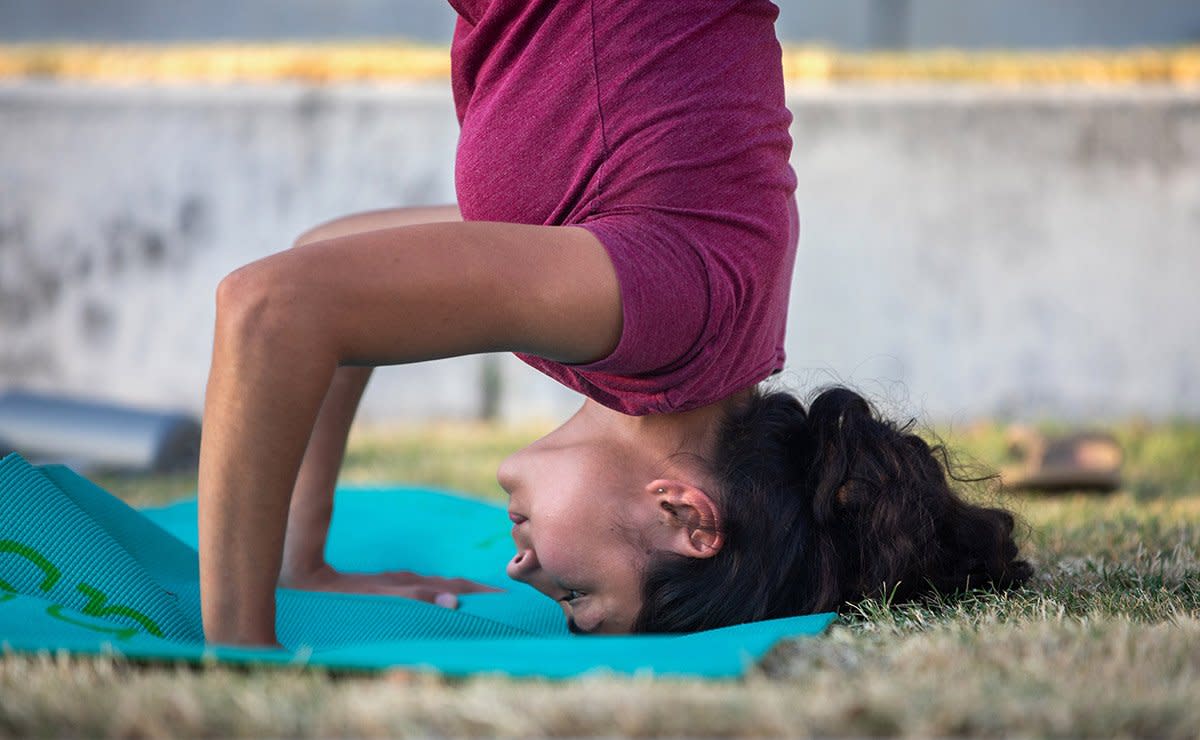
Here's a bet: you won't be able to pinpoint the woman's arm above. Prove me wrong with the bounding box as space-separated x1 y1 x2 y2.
278 364 371 585
280 205 471 591
198 219 621 646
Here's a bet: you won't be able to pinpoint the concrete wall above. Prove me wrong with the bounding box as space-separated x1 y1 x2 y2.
785 87 1200 422
1 81 1198 423
3 0 1199 49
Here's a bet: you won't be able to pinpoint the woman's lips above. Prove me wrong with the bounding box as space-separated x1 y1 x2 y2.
509 513 529 548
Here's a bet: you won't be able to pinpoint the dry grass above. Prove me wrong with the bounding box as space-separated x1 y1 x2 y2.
4 418 1200 737
1 43 1199 85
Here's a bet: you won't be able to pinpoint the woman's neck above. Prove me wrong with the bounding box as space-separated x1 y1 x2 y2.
573 388 752 473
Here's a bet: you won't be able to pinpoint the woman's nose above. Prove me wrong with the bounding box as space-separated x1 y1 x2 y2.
497 441 545 496
506 546 539 581
496 449 523 495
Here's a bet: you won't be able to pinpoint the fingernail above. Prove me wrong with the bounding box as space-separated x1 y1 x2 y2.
435 593 457 609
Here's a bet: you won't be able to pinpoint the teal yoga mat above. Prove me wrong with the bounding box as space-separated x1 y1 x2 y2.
0 453 835 678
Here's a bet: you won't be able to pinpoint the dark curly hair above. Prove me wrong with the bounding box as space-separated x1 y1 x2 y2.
631 384 1033 633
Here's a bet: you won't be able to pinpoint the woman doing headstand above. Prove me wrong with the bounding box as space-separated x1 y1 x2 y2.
198 0 1031 645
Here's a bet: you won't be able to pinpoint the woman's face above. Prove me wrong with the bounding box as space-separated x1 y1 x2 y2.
497 430 660 635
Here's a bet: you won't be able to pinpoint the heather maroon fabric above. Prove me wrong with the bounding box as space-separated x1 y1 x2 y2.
448 0 799 415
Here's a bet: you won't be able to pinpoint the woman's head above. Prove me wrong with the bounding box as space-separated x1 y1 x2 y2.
633 384 1034 632
498 398 733 633
498 385 1032 634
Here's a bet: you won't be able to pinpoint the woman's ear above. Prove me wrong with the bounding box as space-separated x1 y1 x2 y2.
647 479 724 559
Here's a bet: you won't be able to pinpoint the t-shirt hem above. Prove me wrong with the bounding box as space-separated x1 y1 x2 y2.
514 348 786 417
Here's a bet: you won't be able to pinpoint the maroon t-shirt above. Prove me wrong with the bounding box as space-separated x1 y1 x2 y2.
448 0 800 415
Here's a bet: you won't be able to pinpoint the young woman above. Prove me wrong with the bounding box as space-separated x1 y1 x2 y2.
198 0 1031 645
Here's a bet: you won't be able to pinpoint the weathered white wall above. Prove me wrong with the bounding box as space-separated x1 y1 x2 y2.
1 82 1197 423
784 87 1200 422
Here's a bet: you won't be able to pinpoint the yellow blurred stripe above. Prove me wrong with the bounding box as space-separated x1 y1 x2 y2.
0 42 1198 85
783 46 1200 85
0 42 451 84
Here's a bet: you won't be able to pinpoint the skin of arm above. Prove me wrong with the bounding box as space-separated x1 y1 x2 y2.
278 363 370 585
279 205 462 589
279 365 495 602
198 218 622 646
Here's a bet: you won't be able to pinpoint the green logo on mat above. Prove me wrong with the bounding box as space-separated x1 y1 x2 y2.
75 583 164 637
0 538 164 639
45 605 141 640
0 539 62 592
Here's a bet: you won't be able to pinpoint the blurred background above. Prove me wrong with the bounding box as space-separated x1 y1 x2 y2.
3 0 1200 49
1 0 1198 458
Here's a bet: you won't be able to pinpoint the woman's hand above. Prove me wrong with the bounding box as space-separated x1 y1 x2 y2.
279 563 502 608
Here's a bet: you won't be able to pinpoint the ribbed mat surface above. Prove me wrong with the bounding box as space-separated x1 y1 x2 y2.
0 453 835 678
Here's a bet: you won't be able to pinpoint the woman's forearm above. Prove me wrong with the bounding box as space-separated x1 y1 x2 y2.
197 269 340 646
280 365 373 585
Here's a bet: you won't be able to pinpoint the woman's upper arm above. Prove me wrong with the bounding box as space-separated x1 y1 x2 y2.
293 204 464 249
246 220 622 367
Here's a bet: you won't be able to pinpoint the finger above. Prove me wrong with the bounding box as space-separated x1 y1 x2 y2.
415 576 502 593
390 586 459 609
388 574 502 593
453 579 504 593
378 571 427 586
